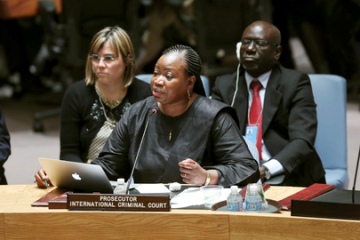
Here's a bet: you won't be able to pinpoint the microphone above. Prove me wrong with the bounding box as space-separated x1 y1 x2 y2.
352 145 360 203
125 108 157 194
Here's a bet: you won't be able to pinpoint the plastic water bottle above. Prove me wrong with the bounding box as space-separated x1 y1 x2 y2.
244 183 262 212
113 178 126 194
226 186 243 212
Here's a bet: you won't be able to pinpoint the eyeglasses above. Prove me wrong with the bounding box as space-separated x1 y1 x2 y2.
89 54 117 64
241 39 275 48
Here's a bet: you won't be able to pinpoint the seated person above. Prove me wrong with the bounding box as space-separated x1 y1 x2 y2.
0 108 11 185
35 26 152 188
211 21 325 187
91 44 259 187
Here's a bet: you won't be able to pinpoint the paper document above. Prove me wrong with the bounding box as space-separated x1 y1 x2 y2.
135 184 171 194
171 187 231 209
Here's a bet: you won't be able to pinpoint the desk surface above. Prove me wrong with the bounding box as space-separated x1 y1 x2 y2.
0 185 359 240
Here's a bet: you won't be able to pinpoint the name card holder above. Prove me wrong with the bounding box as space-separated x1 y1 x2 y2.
67 193 170 211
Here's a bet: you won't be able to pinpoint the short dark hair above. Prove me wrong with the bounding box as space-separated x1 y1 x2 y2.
162 44 206 96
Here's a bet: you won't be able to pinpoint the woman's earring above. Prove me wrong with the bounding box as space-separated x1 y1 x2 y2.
187 89 191 100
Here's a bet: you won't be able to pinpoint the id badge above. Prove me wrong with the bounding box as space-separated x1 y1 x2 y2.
245 125 258 145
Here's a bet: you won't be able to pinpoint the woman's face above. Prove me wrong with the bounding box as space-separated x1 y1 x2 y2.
91 42 126 85
151 52 192 106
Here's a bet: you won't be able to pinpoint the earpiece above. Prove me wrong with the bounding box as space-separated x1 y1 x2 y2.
231 42 242 107
236 42 241 62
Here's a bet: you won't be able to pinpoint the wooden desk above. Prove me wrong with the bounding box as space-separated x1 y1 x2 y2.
0 0 61 19
0 185 359 239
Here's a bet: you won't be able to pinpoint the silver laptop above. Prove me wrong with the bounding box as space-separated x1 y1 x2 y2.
38 157 114 193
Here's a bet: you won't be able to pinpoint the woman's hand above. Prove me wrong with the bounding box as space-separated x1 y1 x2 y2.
34 168 53 188
179 158 209 185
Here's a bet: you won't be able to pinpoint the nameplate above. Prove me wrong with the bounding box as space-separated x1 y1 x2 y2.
67 193 170 211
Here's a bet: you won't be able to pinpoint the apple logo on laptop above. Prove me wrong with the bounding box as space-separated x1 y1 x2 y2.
72 173 82 181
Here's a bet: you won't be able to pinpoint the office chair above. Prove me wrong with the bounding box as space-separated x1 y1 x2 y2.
32 0 65 132
135 74 210 97
309 74 348 189
32 0 142 132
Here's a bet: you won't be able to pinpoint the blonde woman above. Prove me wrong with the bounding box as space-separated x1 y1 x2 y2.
35 26 151 188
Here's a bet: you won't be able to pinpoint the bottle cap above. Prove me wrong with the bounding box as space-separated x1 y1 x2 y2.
249 184 258 192
169 182 181 192
117 178 125 184
230 185 238 192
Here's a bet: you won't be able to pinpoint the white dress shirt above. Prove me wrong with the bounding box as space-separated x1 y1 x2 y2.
245 71 284 177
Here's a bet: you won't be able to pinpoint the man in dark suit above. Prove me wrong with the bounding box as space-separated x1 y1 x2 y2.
0 108 11 184
211 20 325 187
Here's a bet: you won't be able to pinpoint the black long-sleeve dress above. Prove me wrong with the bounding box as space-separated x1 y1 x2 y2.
92 96 260 187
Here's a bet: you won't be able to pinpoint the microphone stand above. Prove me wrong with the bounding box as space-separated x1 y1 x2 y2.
352 145 360 203
125 109 157 194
